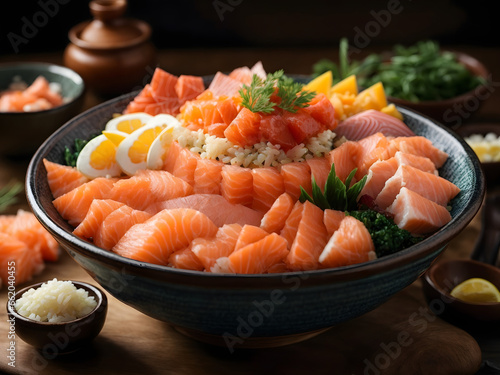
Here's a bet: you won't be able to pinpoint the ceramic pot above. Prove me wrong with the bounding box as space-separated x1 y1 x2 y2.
64 0 156 96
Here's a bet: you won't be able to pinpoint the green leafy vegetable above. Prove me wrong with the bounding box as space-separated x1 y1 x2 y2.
0 180 23 213
299 163 367 211
347 210 422 257
64 134 99 167
239 70 316 114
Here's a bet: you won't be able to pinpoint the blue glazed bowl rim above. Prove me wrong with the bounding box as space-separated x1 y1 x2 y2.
0 62 85 115
25 90 485 286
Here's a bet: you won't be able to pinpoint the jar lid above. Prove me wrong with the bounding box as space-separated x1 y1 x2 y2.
68 0 151 50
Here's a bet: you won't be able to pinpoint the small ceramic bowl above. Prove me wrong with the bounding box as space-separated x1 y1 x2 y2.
0 62 85 156
6 280 107 354
422 259 500 325
387 52 490 127
456 123 500 188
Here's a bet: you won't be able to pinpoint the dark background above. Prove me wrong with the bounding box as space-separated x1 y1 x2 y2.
0 0 497 57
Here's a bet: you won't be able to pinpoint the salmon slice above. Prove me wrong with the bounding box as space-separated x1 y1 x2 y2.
4 209 59 262
112 208 218 265
24 76 63 106
110 169 193 211
168 247 204 271
327 141 362 183
319 216 376 268
53 177 117 227
375 164 460 209
252 167 285 212
250 61 267 80
387 136 448 168
162 141 183 172
280 161 312 201
220 165 253 207
361 152 438 199
259 114 297 152
207 122 229 138
193 158 224 194
260 192 294 233
302 93 337 130
145 194 263 227
286 201 329 271
224 107 261 147
73 199 125 240
191 223 242 270
280 201 304 248
335 109 415 140
266 262 289 273
228 66 253 84
355 132 391 179
175 75 205 102
201 101 224 130
94 205 152 250
323 209 346 237
207 72 243 98
227 233 289 274
172 147 200 186
234 224 269 251
386 187 452 235
284 110 323 144
43 159 89 199
306 157 331 192
0 232 44 285
217 97 240 126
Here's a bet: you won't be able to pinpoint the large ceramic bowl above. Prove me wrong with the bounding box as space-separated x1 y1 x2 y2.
0 62 85 156
26 93 484 348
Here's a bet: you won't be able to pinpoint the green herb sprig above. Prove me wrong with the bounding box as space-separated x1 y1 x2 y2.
299 163 367 211
239 70 316 114
0 180 23 213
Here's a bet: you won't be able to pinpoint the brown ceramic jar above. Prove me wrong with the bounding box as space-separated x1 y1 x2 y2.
64 0 157 96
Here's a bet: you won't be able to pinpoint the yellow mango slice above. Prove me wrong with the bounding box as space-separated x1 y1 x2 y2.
304 71 333 96
381 103 404 120
353 82 388 112
330 75 358 96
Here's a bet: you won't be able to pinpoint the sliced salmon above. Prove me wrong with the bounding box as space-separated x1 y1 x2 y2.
227 232 288 274
113 208 218 265
145 194 263 227
259 114 297 152
172 147 200 186
193 158 224 194
260 192 294 233
387 136 448 168
220 165 253 207
323 209 346 237
217 97 240 126
319 216 376 268
53 177 117 227
207 72 243 98
43 159 89 199
335 109 415 140
303 93 337 130
191 223 242 270
94 205 152 250
284 110 323 144
175 75 205 103
306 157 331 192
162 140 183 172
280 161 312 200
375 164 460 209
109 169 193 211
280 201 304 248
224 107 261 147
73 199 125 240
252 167 285 212
386 187 452 235
286 201 329 271
327 141 362 183
356 132 391 179
234 224 269 251
168 246 204 271
228 66 253 84
0 232 44 285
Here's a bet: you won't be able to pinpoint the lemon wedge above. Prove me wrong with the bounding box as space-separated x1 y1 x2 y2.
450 278 500 303
76 131 128 178
116 114 179 175
105 112 152 134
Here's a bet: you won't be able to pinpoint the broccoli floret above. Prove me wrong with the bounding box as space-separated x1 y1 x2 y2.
347 210 422 257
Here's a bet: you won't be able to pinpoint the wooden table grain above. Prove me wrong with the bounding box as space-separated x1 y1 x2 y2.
0 47 499 374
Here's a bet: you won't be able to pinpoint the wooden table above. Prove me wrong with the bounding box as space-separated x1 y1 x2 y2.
1 47 499 374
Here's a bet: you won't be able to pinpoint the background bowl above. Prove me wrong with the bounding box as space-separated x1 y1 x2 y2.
387 52 490 127
0 62 85 156
26 94 484 348
6 280 107 354
456 123 500 189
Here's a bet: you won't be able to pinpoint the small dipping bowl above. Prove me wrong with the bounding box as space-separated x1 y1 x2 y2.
6 280 107 354
422 259 500 326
